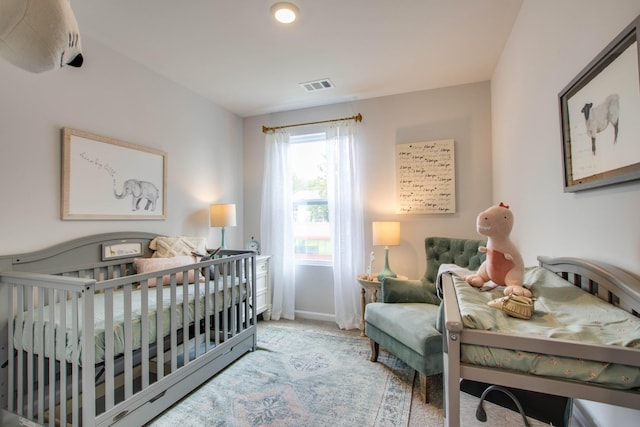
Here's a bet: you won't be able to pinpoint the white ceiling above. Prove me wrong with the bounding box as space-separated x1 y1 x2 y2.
72 0 523 118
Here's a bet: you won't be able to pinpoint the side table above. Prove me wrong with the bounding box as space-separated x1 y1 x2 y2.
357 276 381 336
357 274 406 336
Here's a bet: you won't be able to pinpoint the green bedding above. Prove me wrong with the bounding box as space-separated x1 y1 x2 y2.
14 278 246 366
453 266 640 389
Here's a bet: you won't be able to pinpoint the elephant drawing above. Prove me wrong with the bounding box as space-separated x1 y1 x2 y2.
114 179 160 211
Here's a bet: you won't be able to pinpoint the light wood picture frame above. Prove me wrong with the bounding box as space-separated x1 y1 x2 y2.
559 14 640 192
62 128 167 220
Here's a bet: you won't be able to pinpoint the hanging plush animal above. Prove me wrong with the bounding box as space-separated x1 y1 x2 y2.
464 203 532 297
0 0 83 73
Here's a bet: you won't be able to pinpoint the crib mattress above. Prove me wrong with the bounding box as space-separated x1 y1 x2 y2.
453 266 640 389
13 278 246 365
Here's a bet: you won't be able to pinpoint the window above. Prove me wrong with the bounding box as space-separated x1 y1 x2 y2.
290 133 331 263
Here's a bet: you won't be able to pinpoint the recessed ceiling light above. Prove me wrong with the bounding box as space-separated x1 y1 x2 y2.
271 2 299 24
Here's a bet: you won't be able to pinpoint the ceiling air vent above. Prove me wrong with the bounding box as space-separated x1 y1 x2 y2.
299 78 334 92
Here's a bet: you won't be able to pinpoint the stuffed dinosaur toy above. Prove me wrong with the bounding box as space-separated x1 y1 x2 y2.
0 0 83 73
464 202 532 298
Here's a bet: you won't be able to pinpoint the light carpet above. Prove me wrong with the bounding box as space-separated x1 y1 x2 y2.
147 319 534 427
148 320 414 427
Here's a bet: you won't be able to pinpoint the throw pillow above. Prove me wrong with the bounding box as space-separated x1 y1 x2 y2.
134 256 196 287
149 236 207 258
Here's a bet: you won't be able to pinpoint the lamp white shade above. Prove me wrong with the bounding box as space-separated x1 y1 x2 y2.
372 221 400 246
210 204 237 227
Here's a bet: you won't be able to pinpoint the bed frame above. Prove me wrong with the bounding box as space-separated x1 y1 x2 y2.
0 232 258 427
442 256 640 427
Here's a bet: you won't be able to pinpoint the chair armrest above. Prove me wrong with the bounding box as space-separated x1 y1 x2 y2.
381 277 440 304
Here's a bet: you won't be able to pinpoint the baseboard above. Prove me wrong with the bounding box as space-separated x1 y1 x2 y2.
572 400 597 427
294 310 335 323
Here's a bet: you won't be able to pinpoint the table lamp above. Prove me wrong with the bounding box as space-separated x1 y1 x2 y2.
372 221 400 282
210 203 236 249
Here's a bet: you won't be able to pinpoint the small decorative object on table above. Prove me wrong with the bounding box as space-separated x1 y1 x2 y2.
245 236 261 254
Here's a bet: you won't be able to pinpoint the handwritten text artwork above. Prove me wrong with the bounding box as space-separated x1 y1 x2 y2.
395 139 455 214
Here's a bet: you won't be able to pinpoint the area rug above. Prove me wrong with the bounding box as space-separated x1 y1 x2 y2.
148 322 414 427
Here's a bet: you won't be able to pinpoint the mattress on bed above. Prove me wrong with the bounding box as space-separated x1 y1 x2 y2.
13 277 247 366
453 266 640 389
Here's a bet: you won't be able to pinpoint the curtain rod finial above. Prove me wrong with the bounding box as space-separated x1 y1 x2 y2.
355 113 362 123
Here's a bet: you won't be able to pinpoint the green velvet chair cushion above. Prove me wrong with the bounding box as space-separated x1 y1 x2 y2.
365 302 441 357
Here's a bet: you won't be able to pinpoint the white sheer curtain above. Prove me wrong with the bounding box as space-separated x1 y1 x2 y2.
260 130 296 320
326 121 365 329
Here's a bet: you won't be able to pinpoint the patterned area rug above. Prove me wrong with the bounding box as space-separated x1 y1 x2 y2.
148 322 414 427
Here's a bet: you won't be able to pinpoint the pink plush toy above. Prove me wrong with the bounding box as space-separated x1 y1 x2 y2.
464 203 532 297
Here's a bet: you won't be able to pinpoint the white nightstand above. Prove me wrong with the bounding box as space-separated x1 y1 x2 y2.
255 255 271 320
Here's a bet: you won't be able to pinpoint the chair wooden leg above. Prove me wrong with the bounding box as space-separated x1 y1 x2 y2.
369 339 379 362
419 373 430 403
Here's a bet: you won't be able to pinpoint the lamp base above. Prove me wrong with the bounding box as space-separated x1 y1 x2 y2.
376 246 396 282
220 227 227 249
377 268 397 283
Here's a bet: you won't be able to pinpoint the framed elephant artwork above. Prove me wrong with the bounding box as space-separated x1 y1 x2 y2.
62 128 167 220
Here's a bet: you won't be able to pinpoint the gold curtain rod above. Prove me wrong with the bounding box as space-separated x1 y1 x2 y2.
262 113 362 133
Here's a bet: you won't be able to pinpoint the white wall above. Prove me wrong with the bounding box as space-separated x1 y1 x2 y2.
0 37 244 255
243 82 494 319
492 1 640 425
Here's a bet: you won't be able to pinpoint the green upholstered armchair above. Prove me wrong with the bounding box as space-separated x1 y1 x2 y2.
364 237 486 403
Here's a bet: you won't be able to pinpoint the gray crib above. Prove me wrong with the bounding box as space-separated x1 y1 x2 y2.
0 232 258 427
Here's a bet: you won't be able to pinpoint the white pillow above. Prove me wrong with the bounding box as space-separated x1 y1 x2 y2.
134 256 196 287
149 236 206 258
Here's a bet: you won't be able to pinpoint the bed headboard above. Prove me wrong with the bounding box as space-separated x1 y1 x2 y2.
0 232 160 275
538 256 640 318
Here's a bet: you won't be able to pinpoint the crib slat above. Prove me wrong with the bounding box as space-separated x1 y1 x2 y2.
26 288 33 420
71 292 79 427
81 283 96 426
47 288 55 427
229 261 235 337
170 280 178 372
182 275 189 364
213 266 220 346
37 287 44 424
222 264 229 340
59 291 67 427
204 268 211 352
9 285 19 413
104 287 115 410
194 267 201 358
156 280 164 380
141 280 150 389
124 284 133 399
